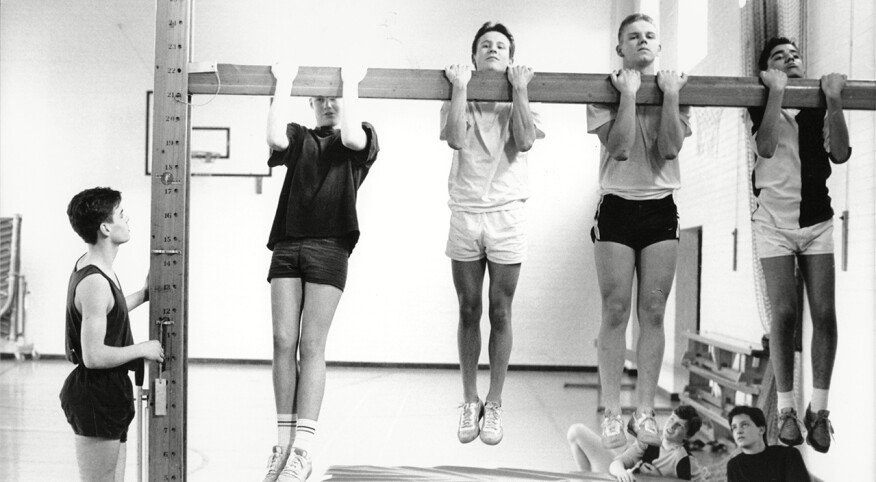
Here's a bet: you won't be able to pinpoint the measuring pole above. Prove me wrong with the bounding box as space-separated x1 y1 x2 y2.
149 0 192 479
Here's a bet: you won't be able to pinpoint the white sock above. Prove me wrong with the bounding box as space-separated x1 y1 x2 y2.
278 414 297 447
292 419 318 453
777 391 796 412
811 389 830 412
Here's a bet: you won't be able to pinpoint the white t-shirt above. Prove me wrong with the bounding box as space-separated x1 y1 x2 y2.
587 103 692 201
440 101 544 212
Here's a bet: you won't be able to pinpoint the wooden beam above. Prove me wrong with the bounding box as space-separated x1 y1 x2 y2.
149 0 191 480
190 64 876 110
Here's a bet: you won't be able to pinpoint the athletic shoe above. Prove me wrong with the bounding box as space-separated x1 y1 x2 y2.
262 445 290 482
627 408 661 446
601 410 627 449
457 400 483 443
278 448 312 482
778 407 804 446
479 401 503 445
804 404 834 453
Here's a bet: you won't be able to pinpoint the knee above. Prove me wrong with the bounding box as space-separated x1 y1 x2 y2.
273 331 298 353
601 299 631 329
458 299 483 325
488 304 511 330
638 293 668 323
566 423 585 444
297 337 326 362
770 304 798 331
809 305 837 330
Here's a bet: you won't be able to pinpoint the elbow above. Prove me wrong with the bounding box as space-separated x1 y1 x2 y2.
81 352 102 370
609 149 629 161
446 139 464 151
755 147 776 159
341 135 367 152
516 138 534 152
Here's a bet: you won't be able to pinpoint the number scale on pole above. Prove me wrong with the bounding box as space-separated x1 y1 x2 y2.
149 0 191 479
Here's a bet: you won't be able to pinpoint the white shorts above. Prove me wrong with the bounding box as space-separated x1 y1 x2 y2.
753 218 834 258
446 209 527 264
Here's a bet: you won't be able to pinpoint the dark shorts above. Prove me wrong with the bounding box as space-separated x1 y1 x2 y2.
590 194 679 251
267 237 350 291
59 366 135 442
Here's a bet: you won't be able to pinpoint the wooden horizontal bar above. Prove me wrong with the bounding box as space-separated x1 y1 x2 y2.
189 64 876 110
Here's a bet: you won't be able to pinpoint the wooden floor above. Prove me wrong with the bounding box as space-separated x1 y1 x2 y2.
0 359 682 481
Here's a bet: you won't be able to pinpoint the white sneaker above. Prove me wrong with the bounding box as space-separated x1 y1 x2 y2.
278 448 312 482
457 400 483 443
479 401 503 445
262 445 290 482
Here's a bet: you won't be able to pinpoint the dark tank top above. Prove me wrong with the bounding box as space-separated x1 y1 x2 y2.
65 260 138 372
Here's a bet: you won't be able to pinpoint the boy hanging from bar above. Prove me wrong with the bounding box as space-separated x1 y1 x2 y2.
748 37 850 454
262 62 379 482
441 21 545 446
60 187 163 482
587 13 692 450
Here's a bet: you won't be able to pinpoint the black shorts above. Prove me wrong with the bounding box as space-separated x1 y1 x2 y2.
591 194 679 251
59 365 135 442
267 237 350 291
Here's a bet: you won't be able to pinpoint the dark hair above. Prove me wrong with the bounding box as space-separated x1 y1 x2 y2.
674 405 702 438
67 187 121 244
728 405 768 443
471 22 515 61
758 37 798 71
617 13 656 42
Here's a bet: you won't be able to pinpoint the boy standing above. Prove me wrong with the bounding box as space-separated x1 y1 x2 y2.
587 13 692 449
441 21 544 445
727 405 811 482
748 37 850 453
262 63 379 481
60 187 163 482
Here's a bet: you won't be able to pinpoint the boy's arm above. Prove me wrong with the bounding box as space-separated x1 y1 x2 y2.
754 69 788 158
267 63 296 151
608 442 642 481
125 274 149 311
507 64 537 152
656 70 689 160
604 69 640 161
78 275 164 369
443 64 472 150
340 65 368 151
822 73 851 163
608 460 635 482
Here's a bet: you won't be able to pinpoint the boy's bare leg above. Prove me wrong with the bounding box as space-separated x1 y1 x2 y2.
484 261 521 403
74 435 122 482
452 259 488 403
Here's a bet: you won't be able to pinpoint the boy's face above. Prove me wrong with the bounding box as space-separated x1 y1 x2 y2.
310 96 341 127
766 43 804 78
616 20 660 69
662 413 689 444
472 31 512 72
102 204 131 245
730 414 765 452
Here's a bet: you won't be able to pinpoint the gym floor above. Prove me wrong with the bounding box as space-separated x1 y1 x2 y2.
1 358 713 481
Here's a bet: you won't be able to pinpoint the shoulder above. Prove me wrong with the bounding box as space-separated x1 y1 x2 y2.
75 272 113 309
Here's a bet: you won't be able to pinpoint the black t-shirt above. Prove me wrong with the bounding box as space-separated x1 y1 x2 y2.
267 122 379 252
727 445 810 482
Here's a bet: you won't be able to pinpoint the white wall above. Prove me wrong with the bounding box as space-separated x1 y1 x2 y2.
0 0 613 366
